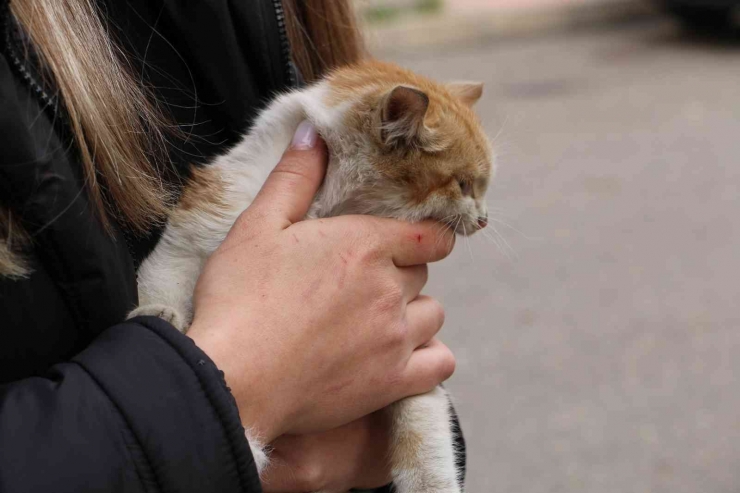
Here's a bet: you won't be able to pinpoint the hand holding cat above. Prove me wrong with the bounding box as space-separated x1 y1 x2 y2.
187 122 457 446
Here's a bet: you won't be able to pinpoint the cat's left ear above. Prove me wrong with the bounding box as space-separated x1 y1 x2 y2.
380 85 429 148
446 81 484 107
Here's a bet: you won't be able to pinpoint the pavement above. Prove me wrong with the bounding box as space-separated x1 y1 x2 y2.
389 19 740 493
365 0 658 54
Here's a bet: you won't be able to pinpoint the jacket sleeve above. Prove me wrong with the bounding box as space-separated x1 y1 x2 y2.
0 316 261 493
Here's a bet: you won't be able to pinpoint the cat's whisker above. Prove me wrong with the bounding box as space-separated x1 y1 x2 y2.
489 217 541 242
436 227 455 253
490 223 517 260
484 202 508 215
481 228 506 257
446 216 462 249
438 213 458 221
432 214 458 252
480 227 510 259
478 227 499 247
490 113 509 146
461 221 475 262
432 214 456 228
435 214 458 229
445 217 458 233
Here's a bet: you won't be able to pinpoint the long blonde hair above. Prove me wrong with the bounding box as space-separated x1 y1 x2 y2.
283 0 365 83
1 0 364 277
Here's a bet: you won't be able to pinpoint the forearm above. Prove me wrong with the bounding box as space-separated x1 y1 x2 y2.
0 317 260 493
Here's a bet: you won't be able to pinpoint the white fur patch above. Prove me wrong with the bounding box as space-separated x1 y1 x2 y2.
245 430 271 475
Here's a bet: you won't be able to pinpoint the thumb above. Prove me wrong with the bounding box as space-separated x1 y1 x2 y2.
250 120 327 229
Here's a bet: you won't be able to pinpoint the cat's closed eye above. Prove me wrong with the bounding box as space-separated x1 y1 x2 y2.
458 179 473 197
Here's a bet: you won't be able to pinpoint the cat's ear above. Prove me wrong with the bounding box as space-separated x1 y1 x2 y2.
446 81 483 107
380 85 429 147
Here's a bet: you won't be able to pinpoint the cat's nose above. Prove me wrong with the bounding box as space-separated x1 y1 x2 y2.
477 213 488 229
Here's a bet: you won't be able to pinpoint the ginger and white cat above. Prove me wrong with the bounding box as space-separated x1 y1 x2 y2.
131 61 493 493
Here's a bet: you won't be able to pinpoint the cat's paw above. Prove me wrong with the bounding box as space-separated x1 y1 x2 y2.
392 479 461 493
394 484 461 493
129 304 187 332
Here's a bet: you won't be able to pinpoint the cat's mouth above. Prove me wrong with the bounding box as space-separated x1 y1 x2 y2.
443 213 487 236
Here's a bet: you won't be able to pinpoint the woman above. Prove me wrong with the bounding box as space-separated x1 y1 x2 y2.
0 1 462 492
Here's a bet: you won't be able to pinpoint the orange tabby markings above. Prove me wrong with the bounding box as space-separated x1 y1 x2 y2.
324 61 492 215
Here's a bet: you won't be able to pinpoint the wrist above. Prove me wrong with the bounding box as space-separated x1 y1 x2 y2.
188 319 286 443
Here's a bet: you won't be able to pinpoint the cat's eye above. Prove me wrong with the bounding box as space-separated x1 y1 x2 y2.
458 179 473 197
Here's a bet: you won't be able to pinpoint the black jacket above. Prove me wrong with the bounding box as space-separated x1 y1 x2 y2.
0 1 465 492
0 1 292 492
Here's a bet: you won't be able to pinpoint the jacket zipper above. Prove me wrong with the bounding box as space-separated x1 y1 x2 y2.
272 0 298 87
2 10 58 116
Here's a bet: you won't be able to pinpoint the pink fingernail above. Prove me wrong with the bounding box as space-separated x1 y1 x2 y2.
291 120 318 150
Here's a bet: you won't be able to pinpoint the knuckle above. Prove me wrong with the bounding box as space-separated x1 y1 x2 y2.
274 153 311 176
355 222 386 262
389 321 409 346
387 282 404 304
438 346 456 381
374 283 403 316
428 297 445 328
379 316 408 350
361 240 385 264
295 462 325 492
270 157 315 188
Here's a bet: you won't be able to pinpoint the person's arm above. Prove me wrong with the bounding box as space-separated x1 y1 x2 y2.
0 316 260 493
0 123 457 493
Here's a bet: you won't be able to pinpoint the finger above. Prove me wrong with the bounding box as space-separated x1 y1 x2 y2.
367 218 456 267
404 295 445 348
397 264 428 303
249 120 327 229
402 338 456 397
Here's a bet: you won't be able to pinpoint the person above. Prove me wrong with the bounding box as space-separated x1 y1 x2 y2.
0 1 463 492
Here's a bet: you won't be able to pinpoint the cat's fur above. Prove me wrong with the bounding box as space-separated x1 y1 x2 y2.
131 61 493 493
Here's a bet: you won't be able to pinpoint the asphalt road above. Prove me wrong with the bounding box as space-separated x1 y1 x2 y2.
389 20 740 493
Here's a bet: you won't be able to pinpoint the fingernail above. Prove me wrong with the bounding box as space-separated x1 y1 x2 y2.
291 120 318 150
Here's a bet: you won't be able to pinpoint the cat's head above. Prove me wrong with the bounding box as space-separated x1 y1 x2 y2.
313 61 493 236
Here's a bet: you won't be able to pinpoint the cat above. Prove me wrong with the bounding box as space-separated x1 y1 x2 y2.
130 60 493 493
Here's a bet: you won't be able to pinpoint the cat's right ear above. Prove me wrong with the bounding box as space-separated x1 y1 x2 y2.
446 81 483 107
380 85 429 148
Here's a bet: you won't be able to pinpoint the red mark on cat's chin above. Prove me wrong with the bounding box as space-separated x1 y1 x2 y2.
416 234 422 243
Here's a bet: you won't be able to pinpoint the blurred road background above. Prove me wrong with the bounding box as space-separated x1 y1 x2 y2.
360 1 740 492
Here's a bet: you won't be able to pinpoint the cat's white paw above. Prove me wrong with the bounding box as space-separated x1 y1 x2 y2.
128 304 187 332
392 475 462 493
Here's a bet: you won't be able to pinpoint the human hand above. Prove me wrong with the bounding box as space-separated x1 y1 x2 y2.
188 121 456 443
261 412 392 493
